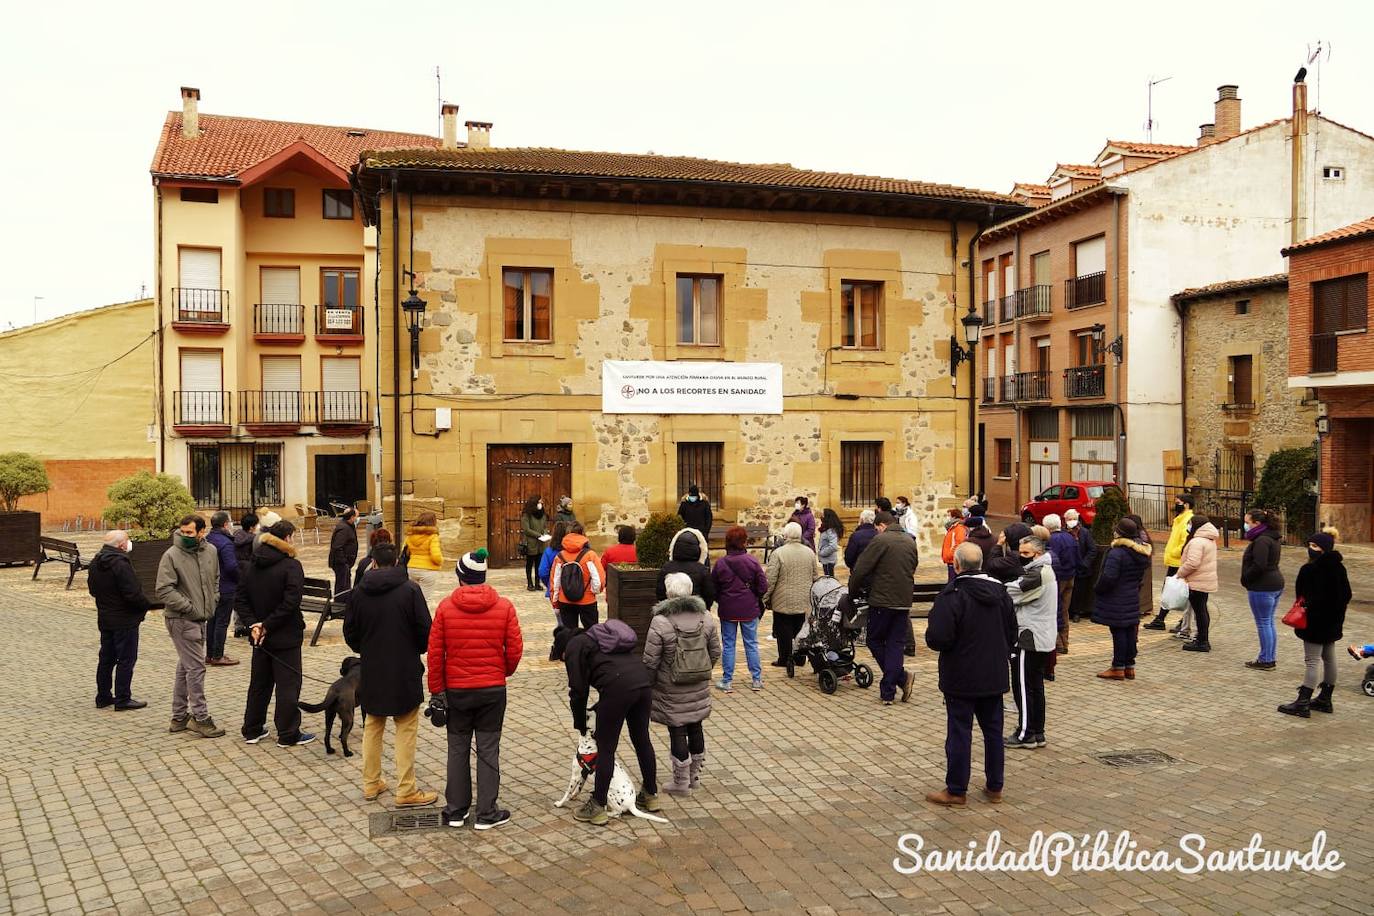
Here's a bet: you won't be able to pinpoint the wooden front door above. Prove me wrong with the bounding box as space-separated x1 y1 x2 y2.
486 445 572 568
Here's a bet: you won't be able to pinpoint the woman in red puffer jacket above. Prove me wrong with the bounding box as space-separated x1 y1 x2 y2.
426 549 523 829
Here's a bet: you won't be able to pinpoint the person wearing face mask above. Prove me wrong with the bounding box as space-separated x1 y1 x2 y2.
89 530 153 711
237 520 313 747
554 496 578 527
1174 514 1220 653
677 483 714 538
1144 493 1194 630
1091 517 1153 681
1240 509 1284 671
1063 509 1097 623
940 508 971 581
155 514 225 738
984 522 1031 584
788 496 816 550
1278 532 1351 718
1003 535 1056 750
519 495 550 592
892 496 920 539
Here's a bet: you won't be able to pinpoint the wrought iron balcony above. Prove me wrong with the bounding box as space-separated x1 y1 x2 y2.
982 376 998 403
1311 333 1338 373
1015 285 1052 319
1065 271 1106 309
173 390 231 427
1065 364 1106 398
239 390 306 425
316 390 369 425
172 288 229 325
316 304 364 337
981 299 998 327
253 303 305 336
999 294 1016 323
1008 370 1051 402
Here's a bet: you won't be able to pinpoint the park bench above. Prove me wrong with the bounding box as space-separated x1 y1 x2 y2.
909 581 945 620
305 577 343 647
706 522 774 557
32 537 88 589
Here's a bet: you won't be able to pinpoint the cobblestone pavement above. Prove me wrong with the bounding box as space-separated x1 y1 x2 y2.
2 532 1371 915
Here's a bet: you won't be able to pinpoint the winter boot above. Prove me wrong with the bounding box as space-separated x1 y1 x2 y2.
663 757 693 797
1144 611 1168 631
1310 682 1334 714
1277 686 1313 718
689 752 706 789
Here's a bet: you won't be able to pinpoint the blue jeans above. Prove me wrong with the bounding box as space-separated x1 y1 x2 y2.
720 618 761 684
1248 589 1283 663
206 593 234 660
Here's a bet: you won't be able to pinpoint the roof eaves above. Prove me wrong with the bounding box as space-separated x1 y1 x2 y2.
981 182 1124 243
1171 273 1288 303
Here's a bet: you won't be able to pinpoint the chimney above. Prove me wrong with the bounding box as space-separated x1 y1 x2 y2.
465 120 492 150
1197 123 1216 146
1291 74 1310 245
1214 84 1241 140
440 103 460 149
180 86 201 138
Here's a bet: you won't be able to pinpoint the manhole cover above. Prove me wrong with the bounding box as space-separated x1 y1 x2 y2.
1096 749 1177 768
369 809 446 837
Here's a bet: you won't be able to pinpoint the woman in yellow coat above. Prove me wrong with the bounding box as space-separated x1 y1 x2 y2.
405 511 445 606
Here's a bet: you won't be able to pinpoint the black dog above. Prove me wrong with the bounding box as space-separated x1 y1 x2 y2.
298 657 363 756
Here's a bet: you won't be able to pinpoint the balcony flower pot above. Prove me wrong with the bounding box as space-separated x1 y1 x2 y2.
605 564 661 654
0 510 42 567
129 536 173 609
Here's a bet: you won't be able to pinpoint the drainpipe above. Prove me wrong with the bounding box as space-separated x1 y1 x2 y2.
1012 228 1022 501
1111 189 1127 485
390 172 403 535
965 217 990 497
154 182 166 471
1172 295 1188 481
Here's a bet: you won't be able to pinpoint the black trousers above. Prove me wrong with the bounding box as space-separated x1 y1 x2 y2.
1009 648 1047 740
557 603 599 632
331 563 352 603
1189 590 1211 642
242 643 303 742
1110 624 1139 668
593 685 656 804
524 553 539 586
667 721 705 761
944 694 1004 796
444 686 507 820
774 614 803 663
96 625 140 704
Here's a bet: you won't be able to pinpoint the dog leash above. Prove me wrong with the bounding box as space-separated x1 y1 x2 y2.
248 641 338 687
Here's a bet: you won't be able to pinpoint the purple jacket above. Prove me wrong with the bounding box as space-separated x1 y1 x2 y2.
789 507 816 550
710 550 769 622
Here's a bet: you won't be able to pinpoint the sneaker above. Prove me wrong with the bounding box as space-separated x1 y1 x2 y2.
1033 734 1047 748
278 732 316 747
573 798 608 826
714 678 733 694
635 790 661 813
169 716 189 733
395 791 438 808
188 716 225 738
1245 660 1276 670
244 728 270 745
446 808 469 828
882 699 893 706
364 781 389 801
1004 734 1038 750
900 669 915 703
113 699 147 711
475 809 511 830
1172 630 1192 640
750 678 764 691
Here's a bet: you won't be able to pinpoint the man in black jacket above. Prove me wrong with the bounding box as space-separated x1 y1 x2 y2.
328 508 360 603
88 530 153 710
924 543 1017 807
236 520 313 747
676 484 713 538
849 511 918 706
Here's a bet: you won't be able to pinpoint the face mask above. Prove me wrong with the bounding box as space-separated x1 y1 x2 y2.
1243 522 1253 533
794 503 803 511
1173 504 1184 516
1308 548 1322 561
177 534 199 550
536 503 543 511
122 541 134 553
1067 519 1078 529
688 495 698 502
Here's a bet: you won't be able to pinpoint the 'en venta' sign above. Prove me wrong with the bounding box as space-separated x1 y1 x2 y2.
601 360 783 415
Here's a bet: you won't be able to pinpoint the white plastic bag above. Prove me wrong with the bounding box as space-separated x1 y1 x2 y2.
1160 575 1190 611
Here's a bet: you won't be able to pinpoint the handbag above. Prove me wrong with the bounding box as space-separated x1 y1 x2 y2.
1281 598 1307 629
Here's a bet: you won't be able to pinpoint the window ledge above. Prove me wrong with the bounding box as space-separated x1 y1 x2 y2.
1333 328 1367 337
832 350 896 366
501 342 566 359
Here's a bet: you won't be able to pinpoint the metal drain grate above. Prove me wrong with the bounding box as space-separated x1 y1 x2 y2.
1096 749 1177 768
369 809 446 837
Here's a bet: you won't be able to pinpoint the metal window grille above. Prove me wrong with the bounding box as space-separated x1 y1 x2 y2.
1071 407 1115 438
677 443 724 507
841 442 883 507
1027 409 1058 440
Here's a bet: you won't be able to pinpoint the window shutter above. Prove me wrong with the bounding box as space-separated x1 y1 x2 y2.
261 268 300 304
1345 275 1368 330
321 357 360 392
321 358 361 421
261 357 301 423
1073 236 1106 276
179 248 220 289
180 351 221 390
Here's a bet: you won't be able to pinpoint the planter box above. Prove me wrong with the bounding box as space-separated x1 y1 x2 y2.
605 565 660 653
0 511 42 566
130 538 172 610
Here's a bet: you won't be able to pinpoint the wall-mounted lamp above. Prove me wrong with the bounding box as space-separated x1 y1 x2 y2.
1316 415 1330 436
949 307 984 376
1090 322 1124 365
401 268 427 380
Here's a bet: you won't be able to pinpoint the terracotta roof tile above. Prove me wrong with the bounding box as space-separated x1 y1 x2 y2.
359 147 1019 205
151 112 439 180
1173 273 1287 302
1102 139 1194 156
1011 182 1050 196
1282 217 1374 255
1053 163 1102 177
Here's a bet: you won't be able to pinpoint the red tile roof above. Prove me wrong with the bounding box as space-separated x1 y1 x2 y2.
1102 139 1194 156
1053 163 1102 177
1011 182 1050 196
1282 216 1374 255
1172 273 1287 302
151 112 439 180
359 147 1019 205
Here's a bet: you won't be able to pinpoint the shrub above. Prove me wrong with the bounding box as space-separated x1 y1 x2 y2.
1091 486 1130 545
634 512 685 568
103 471 196 538
1254 446 1317 528
0 452 50 512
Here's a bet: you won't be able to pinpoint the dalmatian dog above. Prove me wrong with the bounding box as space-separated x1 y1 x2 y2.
553 731 668 823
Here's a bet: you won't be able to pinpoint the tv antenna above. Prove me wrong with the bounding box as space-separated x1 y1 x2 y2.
1145 75 1172 142
1306 41 1330 111
435 66 442 134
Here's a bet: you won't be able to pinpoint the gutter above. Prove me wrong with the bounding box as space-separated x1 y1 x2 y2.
965 216 990 495
1171 294 1188 480
390 171 403 535
154 181 166 472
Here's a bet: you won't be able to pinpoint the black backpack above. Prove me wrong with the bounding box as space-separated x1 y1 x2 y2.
559 546 592 602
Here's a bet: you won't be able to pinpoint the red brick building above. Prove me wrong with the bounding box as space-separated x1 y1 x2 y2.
1284 217 1374 542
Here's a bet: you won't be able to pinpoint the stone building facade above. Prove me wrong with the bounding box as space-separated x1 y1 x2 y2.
1174 275 1316 491
355 147 1023 563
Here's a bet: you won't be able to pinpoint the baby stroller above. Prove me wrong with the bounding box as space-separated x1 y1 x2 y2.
793 577 874 694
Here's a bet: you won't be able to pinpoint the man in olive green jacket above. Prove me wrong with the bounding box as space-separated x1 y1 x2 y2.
850 511 919 705
155 514 225 737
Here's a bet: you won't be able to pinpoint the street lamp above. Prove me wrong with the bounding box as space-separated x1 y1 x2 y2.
1090 322 1124 365
401 272 427 380
949 308 984 376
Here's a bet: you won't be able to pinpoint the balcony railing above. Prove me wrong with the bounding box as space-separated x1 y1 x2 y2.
999 294 1016 323
236 391 371 427
1065 364 1106 398
1065 271 1106 309
317 390 369 424
316 304 364 336
1008 370 1051 402
253 303 305 335
174 390 231 426
982 376 998 403
1311 333 1338 373
1015 284 1052 319
981 299 998 327
173 288 229 324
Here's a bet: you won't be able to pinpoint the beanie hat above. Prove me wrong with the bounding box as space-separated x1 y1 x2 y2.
1308 532 1336 554
457 548 489 585
1115 517 1139 539
559 496 572 510
688 483 700 497
258 510 282 529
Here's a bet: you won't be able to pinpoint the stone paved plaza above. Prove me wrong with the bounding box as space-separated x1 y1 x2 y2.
2 533 1372 915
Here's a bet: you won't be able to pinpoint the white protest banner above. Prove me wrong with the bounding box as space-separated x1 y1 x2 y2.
602 360 783 415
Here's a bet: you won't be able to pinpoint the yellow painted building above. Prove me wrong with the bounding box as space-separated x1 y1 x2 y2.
149 87 439 515
356 146 1024 563
0 299 156 523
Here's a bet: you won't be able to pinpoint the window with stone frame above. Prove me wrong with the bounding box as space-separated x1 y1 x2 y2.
1227 354 1254 408
677 443 724 507
675 274 722 346
502 268 553 342
841 281 882 349
840 441 883 506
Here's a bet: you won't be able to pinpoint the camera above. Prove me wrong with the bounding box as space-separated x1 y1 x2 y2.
423 694 448 728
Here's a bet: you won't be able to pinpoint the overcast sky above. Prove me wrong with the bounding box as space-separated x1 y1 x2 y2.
1 0 1369 328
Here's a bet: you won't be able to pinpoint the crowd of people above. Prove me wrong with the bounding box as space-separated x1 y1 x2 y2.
83 483 1357 826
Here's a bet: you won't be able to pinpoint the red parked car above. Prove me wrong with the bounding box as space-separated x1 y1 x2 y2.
1020 481 1125 526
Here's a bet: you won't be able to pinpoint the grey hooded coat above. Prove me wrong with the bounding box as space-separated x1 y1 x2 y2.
642 595 722 727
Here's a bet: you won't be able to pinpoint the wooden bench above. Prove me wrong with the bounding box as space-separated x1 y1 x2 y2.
909 581 945 619
32 537 88 589
706 522 773 556
305 577 342 647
